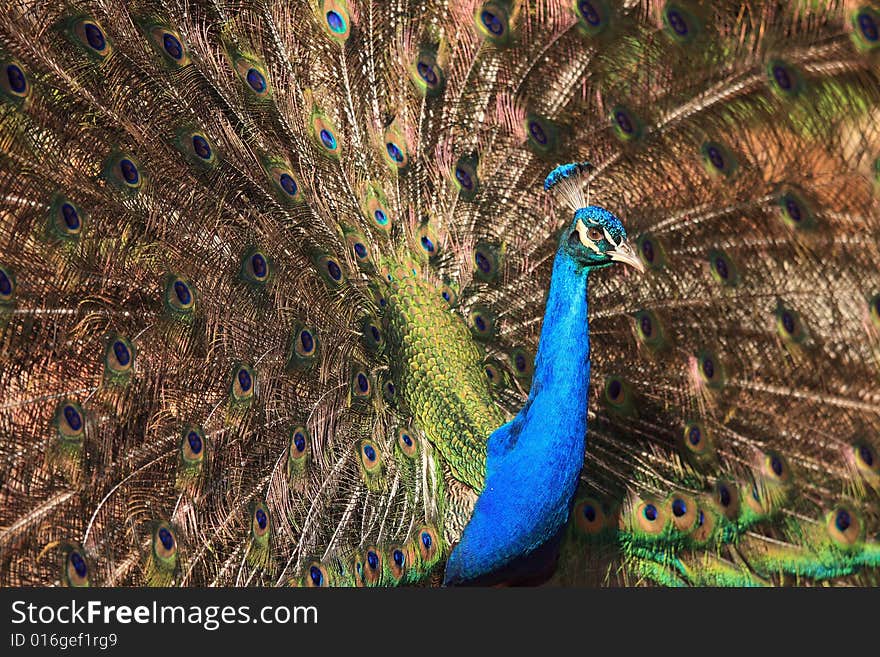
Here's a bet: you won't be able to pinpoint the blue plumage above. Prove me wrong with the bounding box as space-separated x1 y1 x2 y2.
444 250 591 584
444 203 640 585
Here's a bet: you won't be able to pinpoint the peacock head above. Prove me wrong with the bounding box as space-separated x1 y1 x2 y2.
561 206 645 273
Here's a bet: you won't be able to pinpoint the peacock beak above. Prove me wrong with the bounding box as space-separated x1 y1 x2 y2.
609 241 645 273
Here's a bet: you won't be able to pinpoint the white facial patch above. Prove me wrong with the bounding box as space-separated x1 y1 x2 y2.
575 219 602 254
602 226 620 246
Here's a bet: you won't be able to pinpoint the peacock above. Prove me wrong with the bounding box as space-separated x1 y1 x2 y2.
1 0 880 588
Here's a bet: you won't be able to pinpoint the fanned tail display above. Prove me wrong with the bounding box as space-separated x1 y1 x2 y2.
1 0 880 587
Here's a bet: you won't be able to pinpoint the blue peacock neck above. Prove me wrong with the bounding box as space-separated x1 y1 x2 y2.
528 248 592 439
442 246 596 584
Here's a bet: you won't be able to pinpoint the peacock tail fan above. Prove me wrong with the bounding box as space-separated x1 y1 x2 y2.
1 0 879 587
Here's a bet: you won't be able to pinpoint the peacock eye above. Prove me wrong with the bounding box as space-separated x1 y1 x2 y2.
587 227 603 241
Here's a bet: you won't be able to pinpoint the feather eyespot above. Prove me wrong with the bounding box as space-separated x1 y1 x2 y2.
610 106 642 142
165 275 195 314
0 266 14 304
304 562 330 587
453 157 480 199
71 19 112 58
576 1 610 33
373 208 389 227
775 303 807 343
383 127 409 168
312 114 341 156
267 165 302 202
286 325 318 370
713 481 740 519
162 33 183 59
312 253 345 286
381 378 396 403
153 523 177 561
414 525 440 565
181 426 205 465
573 497 607 535
668 492 698 532
239 248 270 285
176 129 216 167
509 348 534 379
105 154 143 190
386 141 405 163
776 188 815 229
350 367 372 400
413 52 445 95
440 284 458 306
477 3 510 42
322 1 351 41
192 135 211 159
604 375 631 408
418 61 438 85
290 426 308 457
326 11 346 33
287 426 310 480
364 189 392 231
662 3 700 43
2 60 30 100
761 451 791 484
851 441 879 476
473 243 501 281
361 317 384 351
281 173 301 197
481 11 504 35
397 427 418 458
298 329 315 355
701 141 738 179
147 26 189 65
529 121 547 145
231 364 255 402
382 124 409 169
120 159 139 185
387 545 411 582
683 506 713 543
415 224 441 259
634 499 666 535
6 63 26 94
826 505 863 547
708 249 739 286
681 420 714 460
252 502 271 540
49 196 84 239
524 114 558 153
484 360 508 390
363 548 382 584
636 233 665 270
234 58 270 97
852 8 880 49
63 547 89 587
55 401 85 440
695 350 725 389
247 68 266 92
469 305 496 340
104 336 134 377
766 59 803 98
84 23 105 50
281 173 297 192
633 309 665 350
